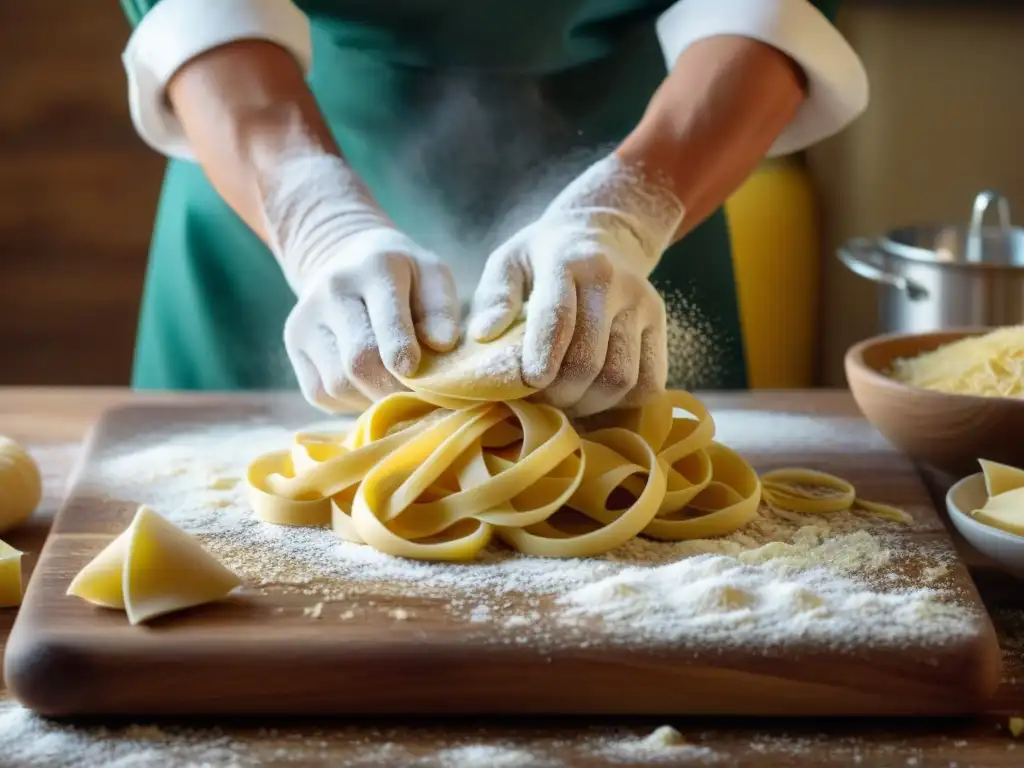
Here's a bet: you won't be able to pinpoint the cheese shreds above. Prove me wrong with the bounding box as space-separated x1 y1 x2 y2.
890 326 1024 398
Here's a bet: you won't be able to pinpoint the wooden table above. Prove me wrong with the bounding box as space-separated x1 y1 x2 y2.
1 387 1022 767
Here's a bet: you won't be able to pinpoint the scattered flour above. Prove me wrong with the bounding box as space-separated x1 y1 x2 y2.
431 744 558 767
0 696 996 767
661 286 727 391
436 330 528 391
0 696 552 768
0 697 668 768
593 726 720 765
558 544 974 650
75 410 977 654
712 411 892 454
0 699 249 768
923 564 951 583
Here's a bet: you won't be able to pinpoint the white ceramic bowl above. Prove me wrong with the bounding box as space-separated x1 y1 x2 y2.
946 473 1024 579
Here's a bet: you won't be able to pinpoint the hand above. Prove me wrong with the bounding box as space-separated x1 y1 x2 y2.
259 153 460 411
468 154 686 417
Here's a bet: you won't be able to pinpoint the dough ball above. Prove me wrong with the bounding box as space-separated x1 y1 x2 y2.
0 436 42 533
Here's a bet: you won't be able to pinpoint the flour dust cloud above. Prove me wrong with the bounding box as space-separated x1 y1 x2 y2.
368 71 615 311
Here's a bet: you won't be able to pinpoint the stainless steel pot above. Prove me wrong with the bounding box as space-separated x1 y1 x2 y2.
837 190 1024 334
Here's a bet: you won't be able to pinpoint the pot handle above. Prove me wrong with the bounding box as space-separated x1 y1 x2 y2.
966 189 1013 263
837 237 929 300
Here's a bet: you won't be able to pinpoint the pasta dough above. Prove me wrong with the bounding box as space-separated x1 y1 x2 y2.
889 325 1024 398
0 436 43 534
67 505 241 625
397 321 535 406
248 325 909 562
978 458 1024 498
970 459 1024 536
761 468 914 523
0 538 24 608
249 389 761 561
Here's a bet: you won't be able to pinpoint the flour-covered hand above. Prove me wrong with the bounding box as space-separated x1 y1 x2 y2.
468 154 686 417
260 153 459 411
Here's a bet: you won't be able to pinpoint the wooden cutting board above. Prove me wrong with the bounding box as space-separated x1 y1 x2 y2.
3 392 1003 717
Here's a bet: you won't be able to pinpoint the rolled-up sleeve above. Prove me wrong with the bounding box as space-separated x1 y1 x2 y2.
120 0 313 160
655 0 869 157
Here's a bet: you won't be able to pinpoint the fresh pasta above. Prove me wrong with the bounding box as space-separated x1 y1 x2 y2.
248 389 762 561
761 468 913 523
67 505 241 624
971 458 1024 536
0 538 23 608
248 324 909 562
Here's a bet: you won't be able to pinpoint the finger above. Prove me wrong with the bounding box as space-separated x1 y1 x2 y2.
289 349 333 412
538 282 613 410
412 260 460 352
292 322 370 411
468 241 526 342
570 309 642 418
623 320 668 408
362 258 420 377
284 310 333 411
323 297 406 401
519 257 577 388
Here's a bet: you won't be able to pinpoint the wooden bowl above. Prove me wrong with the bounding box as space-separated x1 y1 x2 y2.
844 328 1024 477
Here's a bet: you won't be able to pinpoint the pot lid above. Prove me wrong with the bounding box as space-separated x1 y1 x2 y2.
880 190 1024 268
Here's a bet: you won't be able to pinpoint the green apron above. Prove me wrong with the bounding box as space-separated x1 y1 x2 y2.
124 0 840 392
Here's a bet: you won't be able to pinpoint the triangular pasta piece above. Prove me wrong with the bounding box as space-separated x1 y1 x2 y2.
123 506 242 625
975 486 1024 513
971 487 1024 537
978 459 1024 498
66 527 130 609
0 538 24 608
67 505 241 625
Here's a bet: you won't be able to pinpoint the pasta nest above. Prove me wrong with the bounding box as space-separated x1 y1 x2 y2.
247 324 762 561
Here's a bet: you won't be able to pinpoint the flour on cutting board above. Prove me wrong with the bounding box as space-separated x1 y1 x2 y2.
81 409 979 652
710 410 892 453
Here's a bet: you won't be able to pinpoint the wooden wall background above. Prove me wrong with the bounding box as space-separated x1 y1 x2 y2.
0 1 163 386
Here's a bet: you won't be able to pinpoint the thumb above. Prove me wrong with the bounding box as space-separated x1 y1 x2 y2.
468 241 526 342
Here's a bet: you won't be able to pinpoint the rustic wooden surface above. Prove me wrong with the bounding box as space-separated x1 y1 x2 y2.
0 388 1023 766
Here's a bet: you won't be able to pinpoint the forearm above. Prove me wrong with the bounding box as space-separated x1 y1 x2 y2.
617 35 807 241
166 40 339 242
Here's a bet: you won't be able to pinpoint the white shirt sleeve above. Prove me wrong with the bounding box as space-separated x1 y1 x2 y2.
656 0 869 157
123 0 313 161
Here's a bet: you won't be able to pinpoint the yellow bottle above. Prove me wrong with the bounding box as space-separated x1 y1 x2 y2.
724 154 819 388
